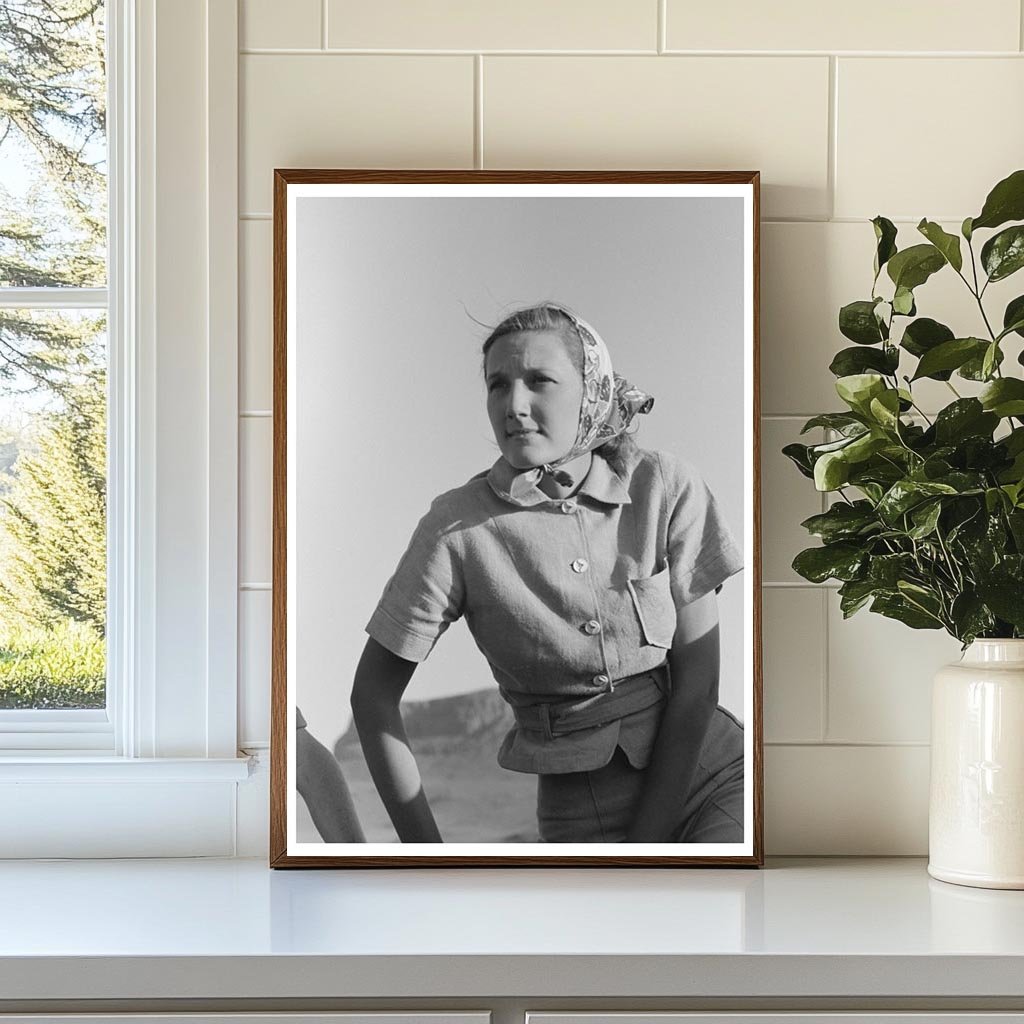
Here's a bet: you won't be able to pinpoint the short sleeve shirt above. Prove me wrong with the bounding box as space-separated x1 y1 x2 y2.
365 446 744 773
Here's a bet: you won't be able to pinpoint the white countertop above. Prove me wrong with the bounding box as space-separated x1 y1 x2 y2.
2 857 1024 1002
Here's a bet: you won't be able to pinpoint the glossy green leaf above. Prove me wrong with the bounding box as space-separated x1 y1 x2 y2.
814 450 851 491
792 543 866 584
962 216 974 241
892 286 916 316
917 219 963 272
835 373 886 414
839 300 886 345
868 552 915 587
877 479 958 524
980 378 1024 418
868 389 902 430
981 225 1024 282
959 343 1004 381
971 168 1024 232
782 442 815 479
872 216 898 278
887 244 946 291
908 500 943 539
911 338 987 381
829 345 899 378
845 431 888 464
800 413 867 435
982 342 1000 381
976 580 1024 628
950 593 995 644
933 399 999 445
838 579 882 618
800 501 879 543
1003 295 1024 339
871 593 943 630
900 317 955 362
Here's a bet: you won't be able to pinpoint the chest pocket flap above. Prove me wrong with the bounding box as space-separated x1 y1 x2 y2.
626 565 676 648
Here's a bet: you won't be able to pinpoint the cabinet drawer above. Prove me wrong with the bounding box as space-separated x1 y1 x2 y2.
529 1016 1024 1024
0 1016 490 1024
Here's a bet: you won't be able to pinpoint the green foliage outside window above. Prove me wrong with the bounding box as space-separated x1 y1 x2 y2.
0 1 107 708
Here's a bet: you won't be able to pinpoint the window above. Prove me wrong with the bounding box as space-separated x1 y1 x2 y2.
0 0 110 750
0 0 245 857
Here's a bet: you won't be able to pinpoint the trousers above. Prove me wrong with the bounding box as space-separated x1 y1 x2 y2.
535 704 745 843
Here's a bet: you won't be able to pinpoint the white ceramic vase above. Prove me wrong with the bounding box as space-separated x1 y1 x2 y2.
929 638 1024 889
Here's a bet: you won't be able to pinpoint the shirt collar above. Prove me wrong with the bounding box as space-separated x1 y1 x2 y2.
486 453 632 508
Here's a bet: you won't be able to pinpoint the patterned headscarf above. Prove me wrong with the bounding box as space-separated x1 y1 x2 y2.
517 305 655 488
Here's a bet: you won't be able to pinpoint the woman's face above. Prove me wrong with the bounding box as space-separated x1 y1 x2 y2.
485 329 583 469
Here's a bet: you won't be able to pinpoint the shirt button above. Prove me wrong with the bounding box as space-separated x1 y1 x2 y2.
593 673 610 686
560 501 577 514
571 558 589 573
583 619 602 635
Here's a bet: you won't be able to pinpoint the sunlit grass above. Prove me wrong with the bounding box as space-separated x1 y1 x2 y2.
0 619 105 709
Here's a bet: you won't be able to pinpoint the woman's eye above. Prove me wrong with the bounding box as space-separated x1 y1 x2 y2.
487 380 506 392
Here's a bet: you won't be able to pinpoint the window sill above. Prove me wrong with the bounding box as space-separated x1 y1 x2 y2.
0 754 252 781
0 756 255 858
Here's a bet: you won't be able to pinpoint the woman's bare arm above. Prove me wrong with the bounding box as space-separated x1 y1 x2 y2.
624 591 721 843
350 636 443 843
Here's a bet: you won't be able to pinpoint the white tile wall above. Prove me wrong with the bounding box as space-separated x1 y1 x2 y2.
239 590 272 747
235 1 1024 854
240 55 474 213
240 220 272 412
666 0 1021 53
483 56 831 219
240 417 272 587
763 589 825 743
327 0 657 51
241 0 321 50
836 58 1024 221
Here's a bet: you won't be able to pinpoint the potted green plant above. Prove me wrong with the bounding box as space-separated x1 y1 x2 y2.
785 168 1024 889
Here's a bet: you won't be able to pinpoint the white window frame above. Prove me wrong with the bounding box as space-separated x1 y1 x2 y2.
0 0 249 857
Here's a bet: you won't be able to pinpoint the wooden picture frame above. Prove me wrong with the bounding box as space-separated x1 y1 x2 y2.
270 170 762 867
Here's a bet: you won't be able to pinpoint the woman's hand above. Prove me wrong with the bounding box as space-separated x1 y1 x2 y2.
350 637 444 843
624 591 721 843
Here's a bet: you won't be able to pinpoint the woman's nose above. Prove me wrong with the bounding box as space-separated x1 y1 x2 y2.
506 380 530 418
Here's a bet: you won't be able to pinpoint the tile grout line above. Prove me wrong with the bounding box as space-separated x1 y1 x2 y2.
474 55 484 169
237 47 1024 57
820 430 832 741
766 740 931 748
820 587 830 743
827 55 838 221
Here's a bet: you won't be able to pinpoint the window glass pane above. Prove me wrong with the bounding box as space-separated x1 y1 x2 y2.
0 1 107 289
0 309 105 709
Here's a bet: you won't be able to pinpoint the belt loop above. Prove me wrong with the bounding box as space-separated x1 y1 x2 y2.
540 703 554 741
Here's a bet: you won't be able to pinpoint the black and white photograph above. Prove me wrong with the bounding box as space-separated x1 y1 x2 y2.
271 171 762 866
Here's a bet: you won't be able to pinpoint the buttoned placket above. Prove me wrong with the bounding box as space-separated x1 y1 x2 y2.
557 497 615 693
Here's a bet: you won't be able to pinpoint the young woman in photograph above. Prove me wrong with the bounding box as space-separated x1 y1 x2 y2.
350 303 746 844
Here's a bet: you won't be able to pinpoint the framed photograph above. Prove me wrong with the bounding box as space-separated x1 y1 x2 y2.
270 170 762 867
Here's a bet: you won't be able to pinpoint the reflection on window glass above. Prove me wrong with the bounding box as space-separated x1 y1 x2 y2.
0 1 107 287
0 0 107 711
